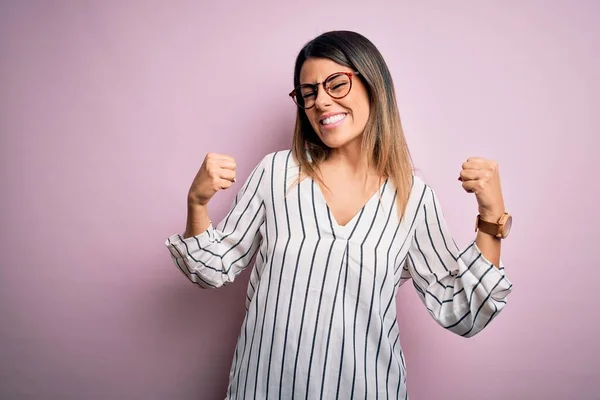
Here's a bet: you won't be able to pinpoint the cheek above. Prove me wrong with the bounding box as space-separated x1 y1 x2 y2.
352 102 370 126
345 94 370 125
304 112 321 133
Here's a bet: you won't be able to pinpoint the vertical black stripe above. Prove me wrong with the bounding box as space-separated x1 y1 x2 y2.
265 151 292 398
227 345 239 398
252 152 280 399
375 185 427 397
430 187 460 259
250 211 269 399
235 310 250 400
306 188 337 399
319 244 348 400
219 168 266 242
385 333 400 400
292 180 321 395
333 209 366 399
350 181 386 398
424 203 450 271
335 243 351 400
242 284 262 398
223 160 263 232
240 207 269 397
278 170 307 399
322 208 365 400
374 219 402 400
364 189 396 399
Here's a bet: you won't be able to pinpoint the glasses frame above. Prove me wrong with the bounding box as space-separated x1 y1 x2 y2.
289 71 361 110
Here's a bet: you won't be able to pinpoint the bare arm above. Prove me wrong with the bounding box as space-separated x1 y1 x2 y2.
183 203 212 239
475 228 501 268
182 152 237 238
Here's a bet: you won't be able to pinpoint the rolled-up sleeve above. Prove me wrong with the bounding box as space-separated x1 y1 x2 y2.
164 157 267 289
405 185 513 337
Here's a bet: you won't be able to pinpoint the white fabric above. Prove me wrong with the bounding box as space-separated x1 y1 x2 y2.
165 150 513 399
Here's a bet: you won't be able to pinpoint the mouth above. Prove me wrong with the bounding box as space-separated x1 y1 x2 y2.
319 113 347 127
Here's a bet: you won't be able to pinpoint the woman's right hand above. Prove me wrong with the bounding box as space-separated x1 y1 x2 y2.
188 153 237 206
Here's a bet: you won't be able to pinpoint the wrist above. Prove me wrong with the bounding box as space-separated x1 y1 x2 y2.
187 193 210 208
479 210 505 222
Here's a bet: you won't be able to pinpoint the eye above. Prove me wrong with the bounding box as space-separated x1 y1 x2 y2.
301 91 316 99
330 82 348 90
326 74 351 93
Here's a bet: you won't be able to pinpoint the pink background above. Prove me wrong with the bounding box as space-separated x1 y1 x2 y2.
1 1 598 399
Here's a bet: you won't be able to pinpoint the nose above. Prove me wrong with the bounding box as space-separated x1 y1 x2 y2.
313 84 332 109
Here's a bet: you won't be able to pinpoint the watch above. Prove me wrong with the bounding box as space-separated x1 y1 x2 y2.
475 213 513 239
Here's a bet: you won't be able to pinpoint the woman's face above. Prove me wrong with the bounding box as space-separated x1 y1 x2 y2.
299 57 370 150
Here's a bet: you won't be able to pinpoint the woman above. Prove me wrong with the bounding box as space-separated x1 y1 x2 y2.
166 30 513 400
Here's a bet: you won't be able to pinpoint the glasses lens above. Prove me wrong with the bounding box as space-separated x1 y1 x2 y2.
295 85 316 109
325 73 351 98
290 73 353 109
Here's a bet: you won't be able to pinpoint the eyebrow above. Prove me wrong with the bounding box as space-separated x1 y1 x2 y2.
299 71 350 86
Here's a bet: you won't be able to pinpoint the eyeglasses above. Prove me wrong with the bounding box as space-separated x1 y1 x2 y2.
289 71 360 110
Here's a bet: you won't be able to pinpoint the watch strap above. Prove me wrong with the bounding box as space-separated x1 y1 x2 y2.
476 216 501 237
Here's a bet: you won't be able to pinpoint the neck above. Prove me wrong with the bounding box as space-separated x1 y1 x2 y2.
327 138 369 175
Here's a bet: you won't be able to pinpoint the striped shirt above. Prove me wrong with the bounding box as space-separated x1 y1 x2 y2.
165 150 513 399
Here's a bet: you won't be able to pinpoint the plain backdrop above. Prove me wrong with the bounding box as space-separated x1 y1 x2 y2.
1 1 599 399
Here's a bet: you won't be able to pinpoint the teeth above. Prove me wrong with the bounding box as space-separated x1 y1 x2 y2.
322 114 346 125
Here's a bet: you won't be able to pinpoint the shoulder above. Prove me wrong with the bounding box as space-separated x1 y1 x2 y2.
256 149 294 168
255 149 299 178
409 175 431 197
249 150 297 189
407 174 439 213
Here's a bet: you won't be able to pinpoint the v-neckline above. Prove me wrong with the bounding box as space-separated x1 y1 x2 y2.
311 177 389 233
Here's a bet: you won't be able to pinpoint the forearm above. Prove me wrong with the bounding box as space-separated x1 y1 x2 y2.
475 229 501 268
183 202 212 238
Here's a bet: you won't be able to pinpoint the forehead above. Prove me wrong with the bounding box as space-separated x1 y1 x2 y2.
299 57 353 84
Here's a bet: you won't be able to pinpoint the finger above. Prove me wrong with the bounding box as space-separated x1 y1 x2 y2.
459 169 483 182
215 159 237 170
219 178 234 190
466 157 487 163
218 168 237 182
462 159 487 171
208 153 236 162
461 180 478 193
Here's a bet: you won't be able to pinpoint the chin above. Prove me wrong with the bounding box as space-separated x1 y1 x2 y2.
317 129 362 149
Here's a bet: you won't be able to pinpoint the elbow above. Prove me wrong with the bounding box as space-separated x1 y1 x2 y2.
186 266 232 289
432 303 491 338
459 301 503 338
174 258 231 289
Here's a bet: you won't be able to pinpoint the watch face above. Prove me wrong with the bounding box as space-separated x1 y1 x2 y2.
503 215 513 238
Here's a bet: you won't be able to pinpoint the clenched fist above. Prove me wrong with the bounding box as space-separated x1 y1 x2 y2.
188 153 237 206
458 157 505 221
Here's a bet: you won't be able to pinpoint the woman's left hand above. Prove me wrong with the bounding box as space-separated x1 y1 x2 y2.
458 157 505 221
